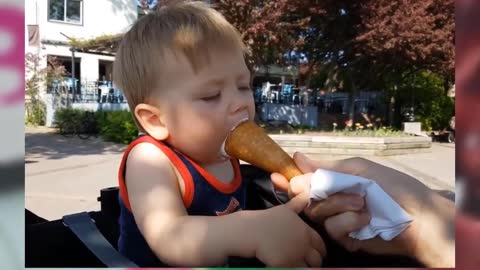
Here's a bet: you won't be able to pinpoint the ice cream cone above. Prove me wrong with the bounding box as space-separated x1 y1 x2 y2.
224 120 303 181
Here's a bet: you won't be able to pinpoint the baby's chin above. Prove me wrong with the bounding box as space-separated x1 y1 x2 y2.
195 156 231 168
192 147 231 166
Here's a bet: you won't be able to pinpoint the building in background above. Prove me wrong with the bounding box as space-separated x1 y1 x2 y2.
25 0 138 126
25 0 137 94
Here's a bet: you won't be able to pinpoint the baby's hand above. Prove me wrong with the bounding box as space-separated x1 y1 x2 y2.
252 192 326 267
289 173 314 197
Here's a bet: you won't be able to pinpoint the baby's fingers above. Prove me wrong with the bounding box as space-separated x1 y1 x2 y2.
305 248 323 267
271 172 289 192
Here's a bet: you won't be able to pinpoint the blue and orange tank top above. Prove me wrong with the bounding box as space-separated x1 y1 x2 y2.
117 135 247 267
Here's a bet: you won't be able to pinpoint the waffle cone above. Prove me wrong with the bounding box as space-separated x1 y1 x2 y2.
224 120 302 181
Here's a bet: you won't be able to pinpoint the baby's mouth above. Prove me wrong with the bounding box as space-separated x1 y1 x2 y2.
218 117 250 160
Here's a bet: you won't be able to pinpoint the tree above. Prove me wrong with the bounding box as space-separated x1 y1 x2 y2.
356 0 455 91
25 53 67 125
215 0 296 76
139 0 291 79
276 0 453 123
77 0 455 125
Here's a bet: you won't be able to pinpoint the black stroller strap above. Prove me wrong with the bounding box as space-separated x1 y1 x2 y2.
62 212 138 268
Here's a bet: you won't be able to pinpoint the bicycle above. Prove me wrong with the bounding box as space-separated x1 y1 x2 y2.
77 111 99 139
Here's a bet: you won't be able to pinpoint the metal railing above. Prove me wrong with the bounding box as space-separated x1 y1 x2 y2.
48 80 127 104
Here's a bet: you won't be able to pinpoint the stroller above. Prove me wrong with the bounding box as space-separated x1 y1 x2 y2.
25 165 423 268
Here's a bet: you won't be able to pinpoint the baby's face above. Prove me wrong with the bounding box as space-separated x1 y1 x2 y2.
153 49 255 165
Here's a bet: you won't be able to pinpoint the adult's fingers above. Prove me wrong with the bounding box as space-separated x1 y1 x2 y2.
293 152 371 176
339 234 406 255
325 212 407 255
324 211 370 253
324 211 371 240
305 193 365 222
305 248 323 267
293 152 338 173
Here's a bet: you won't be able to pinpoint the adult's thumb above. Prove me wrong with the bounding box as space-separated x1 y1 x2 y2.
293 152 317 173
294 152 342 174
286 191 310 214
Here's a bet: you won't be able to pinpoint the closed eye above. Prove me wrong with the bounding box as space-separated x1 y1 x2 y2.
201 92 221 101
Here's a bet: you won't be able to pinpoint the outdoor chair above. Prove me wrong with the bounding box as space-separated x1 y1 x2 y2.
281 84 293 104
84 81 98 103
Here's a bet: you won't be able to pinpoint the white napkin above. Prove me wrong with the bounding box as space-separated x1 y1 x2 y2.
309 169 413 241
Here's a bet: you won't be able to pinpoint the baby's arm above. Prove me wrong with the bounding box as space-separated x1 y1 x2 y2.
126 143 260 266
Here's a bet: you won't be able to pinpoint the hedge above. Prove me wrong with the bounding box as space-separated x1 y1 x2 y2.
54 108 138 144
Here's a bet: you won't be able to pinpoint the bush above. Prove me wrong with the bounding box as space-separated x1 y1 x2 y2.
394 71 455 131
54 108 138 144
99 110 138 144
53 108 87 132
26 101 46 126
416 95 454 131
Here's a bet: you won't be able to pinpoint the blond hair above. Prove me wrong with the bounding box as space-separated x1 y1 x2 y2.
113 1 245 132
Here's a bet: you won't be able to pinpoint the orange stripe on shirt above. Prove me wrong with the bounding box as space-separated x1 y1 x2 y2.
118 136 194 211
181 153 242 194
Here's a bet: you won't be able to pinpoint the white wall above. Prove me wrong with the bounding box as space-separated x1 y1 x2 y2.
27 0 137 42
80 54 99 83
25 0 134 103
72 102 130 112
25 0 135 83
25 0 40 25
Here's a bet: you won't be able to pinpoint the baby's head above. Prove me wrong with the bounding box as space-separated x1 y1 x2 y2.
113 1 255 165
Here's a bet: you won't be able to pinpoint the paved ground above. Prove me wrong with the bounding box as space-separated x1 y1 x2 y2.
25 127 125 220
304 143 455 192
25 126 455 220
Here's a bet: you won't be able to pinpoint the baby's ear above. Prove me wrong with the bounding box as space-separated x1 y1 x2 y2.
134 103 169 140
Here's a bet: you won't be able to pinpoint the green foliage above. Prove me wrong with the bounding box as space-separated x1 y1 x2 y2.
334 127 408 137
417 95 455 131
99 110 139 144
25 53 67 126
53 108 85 132
395 71 455 131
54 108 139 144
69 34 122 54
25 101 46 126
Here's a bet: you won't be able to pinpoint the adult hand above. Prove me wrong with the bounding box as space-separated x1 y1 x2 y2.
271 152 455 267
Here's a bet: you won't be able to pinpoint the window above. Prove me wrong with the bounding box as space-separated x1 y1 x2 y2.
48 0 83 24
